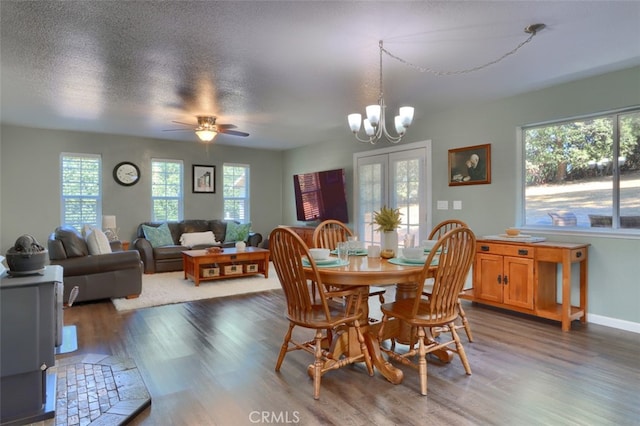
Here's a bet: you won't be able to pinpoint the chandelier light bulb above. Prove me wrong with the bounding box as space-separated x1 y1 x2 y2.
363 119 375 136
366 105 381 126
348 113 362 133
399 106 414 127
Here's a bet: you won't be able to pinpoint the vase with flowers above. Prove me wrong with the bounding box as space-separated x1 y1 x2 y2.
372 206 402 257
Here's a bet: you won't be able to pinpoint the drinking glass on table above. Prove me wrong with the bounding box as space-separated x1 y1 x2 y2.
337 242 350 264
347 236 358 254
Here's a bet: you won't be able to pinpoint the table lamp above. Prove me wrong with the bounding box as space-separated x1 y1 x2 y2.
102 215 119 241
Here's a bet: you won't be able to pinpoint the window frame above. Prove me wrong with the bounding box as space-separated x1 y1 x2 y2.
223 163 250 223
60 153 102 231
151 158 184 222
518 106 640 239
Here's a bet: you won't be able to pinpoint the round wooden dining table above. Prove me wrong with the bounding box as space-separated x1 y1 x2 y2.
303 254 441 385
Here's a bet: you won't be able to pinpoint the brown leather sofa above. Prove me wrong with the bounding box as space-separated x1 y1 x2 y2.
48 226 143 303
133 220 263 274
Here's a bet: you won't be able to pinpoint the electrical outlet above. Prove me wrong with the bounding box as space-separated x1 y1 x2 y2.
437 200 449 210
453 200 462 210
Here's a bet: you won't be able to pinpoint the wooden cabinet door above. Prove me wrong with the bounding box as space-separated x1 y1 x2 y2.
503 256 534 310
474 253 504 303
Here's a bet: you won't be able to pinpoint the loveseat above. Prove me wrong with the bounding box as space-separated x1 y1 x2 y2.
133 220 263 274
48 226 143 303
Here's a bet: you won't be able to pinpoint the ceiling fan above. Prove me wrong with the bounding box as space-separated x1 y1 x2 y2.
164 116 249 142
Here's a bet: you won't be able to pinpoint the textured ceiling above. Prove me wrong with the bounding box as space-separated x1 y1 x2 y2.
1 1 639 150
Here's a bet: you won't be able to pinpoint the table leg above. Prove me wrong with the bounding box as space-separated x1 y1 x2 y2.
561 253 571 331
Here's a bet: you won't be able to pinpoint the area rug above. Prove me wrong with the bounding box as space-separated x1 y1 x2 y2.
48 353 151 426
111 262 281 311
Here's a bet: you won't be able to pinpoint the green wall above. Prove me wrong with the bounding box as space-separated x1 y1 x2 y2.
282 66 640 329
0 126 283 254
1 66 638 330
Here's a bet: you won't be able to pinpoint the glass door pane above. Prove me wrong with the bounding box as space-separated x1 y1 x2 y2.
355 144 428 247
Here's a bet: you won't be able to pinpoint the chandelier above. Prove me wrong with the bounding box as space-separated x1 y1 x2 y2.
348 41 413 144
348 24 545 144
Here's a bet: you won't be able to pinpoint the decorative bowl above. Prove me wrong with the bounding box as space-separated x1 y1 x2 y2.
505 228 520 237
309 248 330 261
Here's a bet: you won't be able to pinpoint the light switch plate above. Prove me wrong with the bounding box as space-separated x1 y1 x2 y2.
453 200 462 210
437 200 449 210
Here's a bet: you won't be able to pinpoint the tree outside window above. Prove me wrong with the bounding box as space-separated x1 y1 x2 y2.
152 159 183 221
223 164 249 222
524 109 640 231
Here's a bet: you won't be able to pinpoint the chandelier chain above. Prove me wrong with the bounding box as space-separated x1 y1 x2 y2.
380 30 538 76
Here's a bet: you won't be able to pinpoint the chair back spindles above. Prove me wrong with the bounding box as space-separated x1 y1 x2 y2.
270 227 331 319
312 219 353 249
428 219 468 240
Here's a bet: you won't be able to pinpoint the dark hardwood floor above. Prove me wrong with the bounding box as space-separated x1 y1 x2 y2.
57 289 640 426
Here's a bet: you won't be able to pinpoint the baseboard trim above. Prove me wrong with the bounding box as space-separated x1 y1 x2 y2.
587 314 640 334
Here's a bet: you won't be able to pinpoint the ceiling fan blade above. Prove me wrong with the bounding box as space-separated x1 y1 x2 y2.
215 123 238 130
171 120 195 126
162 128 193 132
219 129 250 137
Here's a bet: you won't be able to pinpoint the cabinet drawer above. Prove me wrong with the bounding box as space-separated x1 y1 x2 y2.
570 248 587 262
476 242 534 258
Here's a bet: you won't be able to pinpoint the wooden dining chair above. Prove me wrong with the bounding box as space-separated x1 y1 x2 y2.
312 220 386 305
270 227 373 400
378 227 476 395
428 219 468 240
424 219 474 342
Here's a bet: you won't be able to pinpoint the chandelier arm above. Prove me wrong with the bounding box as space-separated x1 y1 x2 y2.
381 30 538 76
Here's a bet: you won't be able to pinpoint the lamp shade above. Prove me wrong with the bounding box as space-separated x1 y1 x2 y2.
399 106 414 127
366 105 381 126
102 215 116 229
196 130 217 142
348 114 362 132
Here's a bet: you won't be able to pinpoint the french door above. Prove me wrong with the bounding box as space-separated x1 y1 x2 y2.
353 141 432 247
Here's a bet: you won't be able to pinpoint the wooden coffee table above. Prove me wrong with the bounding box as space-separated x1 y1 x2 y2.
182 247 270 286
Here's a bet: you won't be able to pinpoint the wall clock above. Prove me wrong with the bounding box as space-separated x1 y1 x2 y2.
113 161 140 186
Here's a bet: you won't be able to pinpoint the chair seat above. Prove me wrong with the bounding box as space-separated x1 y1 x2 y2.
286 304 364 329
380 298 458 326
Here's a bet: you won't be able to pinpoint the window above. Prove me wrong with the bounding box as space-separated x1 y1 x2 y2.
523 107 640 232
152 159 183 221
223 164 250 222
61 153 101 231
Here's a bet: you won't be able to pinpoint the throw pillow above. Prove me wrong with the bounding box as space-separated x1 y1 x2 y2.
179 231 218 248
142 223 174 248
224 221 251 242
86 228 112 255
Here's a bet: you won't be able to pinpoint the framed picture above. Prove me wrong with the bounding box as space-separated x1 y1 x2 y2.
448 143 491 186
193 165 216 193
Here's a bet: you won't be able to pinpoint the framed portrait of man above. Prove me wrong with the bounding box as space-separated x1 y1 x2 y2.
448 143 491 186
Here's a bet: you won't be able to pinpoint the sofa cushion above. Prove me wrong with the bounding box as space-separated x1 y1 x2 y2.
142 223 174 248
209 220 228 243
225 221 251 242
180 231 218 248
55 226 89 258
86 228 112 255
153 245 187 260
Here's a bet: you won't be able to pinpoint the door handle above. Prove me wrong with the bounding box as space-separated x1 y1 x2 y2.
503 275 508 285
497 275 502 284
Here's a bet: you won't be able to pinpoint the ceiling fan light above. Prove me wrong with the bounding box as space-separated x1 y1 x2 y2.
196 129 217 142
366 105 381 126
399 106 414 127
348 113 362 132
